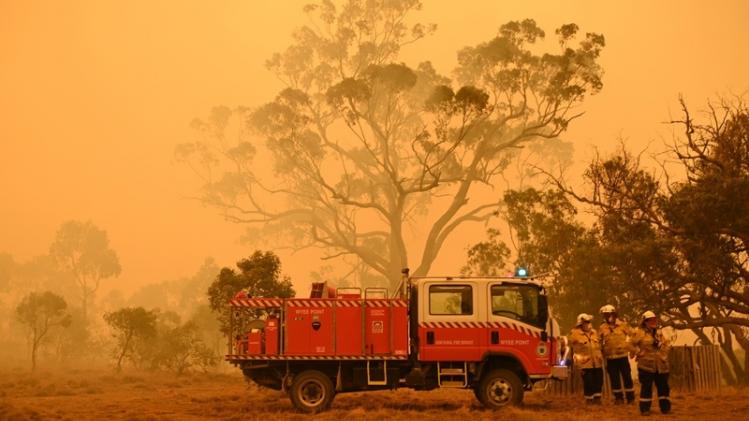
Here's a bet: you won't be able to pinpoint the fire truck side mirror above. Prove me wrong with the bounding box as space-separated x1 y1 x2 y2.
538 294 549 325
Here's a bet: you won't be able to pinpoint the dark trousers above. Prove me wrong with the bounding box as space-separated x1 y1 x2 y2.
606 357 635 402
582 367 604 403
638 370 670 414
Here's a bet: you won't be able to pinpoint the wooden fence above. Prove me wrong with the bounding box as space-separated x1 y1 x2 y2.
668 345 722 392
546 345 722 395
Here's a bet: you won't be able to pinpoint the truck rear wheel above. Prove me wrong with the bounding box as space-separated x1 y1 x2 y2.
289 370 335 413
476 369 523 409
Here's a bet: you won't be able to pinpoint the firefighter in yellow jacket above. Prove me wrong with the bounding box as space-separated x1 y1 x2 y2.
599 304 635 404
569 313 604 404
631 310 671 415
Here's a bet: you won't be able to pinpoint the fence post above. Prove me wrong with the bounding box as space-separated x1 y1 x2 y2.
692 346 702 392
711 345 722 389
689 345 697 392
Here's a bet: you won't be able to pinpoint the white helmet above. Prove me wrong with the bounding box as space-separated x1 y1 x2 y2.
600 304 616 314
642 310 657 322
576 313 593 325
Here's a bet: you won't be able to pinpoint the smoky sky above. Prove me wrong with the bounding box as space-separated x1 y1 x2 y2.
1 0 747 296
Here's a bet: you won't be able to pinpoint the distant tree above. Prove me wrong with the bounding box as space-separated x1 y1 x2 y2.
0 253 15 289
461 228 511 276
103 307 157 372
120 309 220 374
177 257 220 311
187 305 224 363
177 0 605 290
16 291 71 371
207 251 295 333
127 258 219 318
52 307 93 363
50 220 122 319
101 289 127 313
128 283 172 313
154 321 218 375
131 310 181 370
12 254 74 297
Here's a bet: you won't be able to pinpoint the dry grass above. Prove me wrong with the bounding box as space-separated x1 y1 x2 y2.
0 368 746 420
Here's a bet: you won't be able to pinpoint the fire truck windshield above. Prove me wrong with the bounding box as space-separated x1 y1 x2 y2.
491 284 545 328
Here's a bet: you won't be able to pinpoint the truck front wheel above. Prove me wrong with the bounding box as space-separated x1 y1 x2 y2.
289 370 335 413
476 369 523 409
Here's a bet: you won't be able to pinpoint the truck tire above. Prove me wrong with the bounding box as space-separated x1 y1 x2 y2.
288 370 335 413
476 369 523 409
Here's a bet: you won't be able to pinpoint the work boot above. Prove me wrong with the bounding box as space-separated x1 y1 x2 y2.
659 397 671 414
626 391 636 403
639 401 652 414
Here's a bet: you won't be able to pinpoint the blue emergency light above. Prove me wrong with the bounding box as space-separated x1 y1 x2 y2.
515 266 529 277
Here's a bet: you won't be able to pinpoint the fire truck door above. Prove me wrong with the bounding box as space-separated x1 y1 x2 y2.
485 283 547 374
418 282 484 361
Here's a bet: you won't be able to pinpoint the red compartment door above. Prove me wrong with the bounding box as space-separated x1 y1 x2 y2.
247 330 262 354
264 317 279 355
309 301 334 355
391 299 409 356
285 301 311 354
365 300 391 354
285 300 334 355
335 300 363 355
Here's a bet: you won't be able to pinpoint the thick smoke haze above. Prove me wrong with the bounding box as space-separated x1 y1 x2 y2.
1 0 747 298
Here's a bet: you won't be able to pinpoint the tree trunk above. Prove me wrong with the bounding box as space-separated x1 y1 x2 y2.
30 325 42 372
718 328 747 384
31 340 37 372
726 324 749 384
82 290 90 321
117 334 132 372
386 200 408 292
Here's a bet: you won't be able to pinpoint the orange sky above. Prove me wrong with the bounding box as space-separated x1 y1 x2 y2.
1 1 747 296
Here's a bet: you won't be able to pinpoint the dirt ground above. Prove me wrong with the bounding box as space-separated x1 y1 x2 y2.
0 369 746 421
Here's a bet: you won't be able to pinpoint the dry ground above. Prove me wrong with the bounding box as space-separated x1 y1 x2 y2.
0 368 746 420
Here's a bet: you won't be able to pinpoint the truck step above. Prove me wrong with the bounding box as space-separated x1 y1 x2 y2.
439 368 466 375
440 380 467 387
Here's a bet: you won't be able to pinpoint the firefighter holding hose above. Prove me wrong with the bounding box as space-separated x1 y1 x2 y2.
599 304 636 404
569 313 604 404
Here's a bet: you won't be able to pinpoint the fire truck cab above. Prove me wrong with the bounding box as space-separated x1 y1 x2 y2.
226 270 568 413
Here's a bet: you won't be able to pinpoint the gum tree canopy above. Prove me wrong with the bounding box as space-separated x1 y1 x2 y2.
178 0 605 289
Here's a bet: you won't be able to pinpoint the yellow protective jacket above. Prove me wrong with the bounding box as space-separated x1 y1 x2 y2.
631 326 670 373
599 319 634 359
569 326 604 369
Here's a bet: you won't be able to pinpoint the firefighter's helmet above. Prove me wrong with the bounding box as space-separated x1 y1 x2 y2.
576 313 593 325
600 304 616 314
641 310 657 322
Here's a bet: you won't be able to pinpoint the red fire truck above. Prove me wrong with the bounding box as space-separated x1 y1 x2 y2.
226 269 569 413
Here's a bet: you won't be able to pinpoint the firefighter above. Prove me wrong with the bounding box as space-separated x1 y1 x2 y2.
631 310 671 415
599 304 635 404
569 313 604 404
